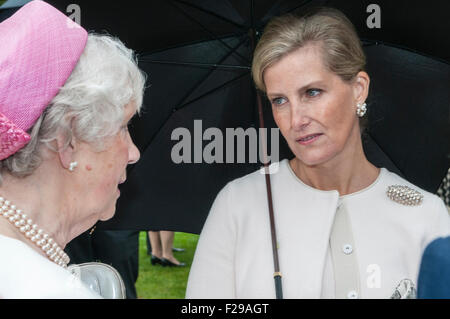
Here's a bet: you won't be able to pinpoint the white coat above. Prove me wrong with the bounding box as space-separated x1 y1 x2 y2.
0 234 101 298
186 159 450 299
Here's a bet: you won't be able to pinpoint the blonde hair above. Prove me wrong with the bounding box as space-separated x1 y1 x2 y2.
252 7 366 92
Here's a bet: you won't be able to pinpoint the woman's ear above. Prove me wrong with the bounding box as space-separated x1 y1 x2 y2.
57 134 76 170
353 71 370 103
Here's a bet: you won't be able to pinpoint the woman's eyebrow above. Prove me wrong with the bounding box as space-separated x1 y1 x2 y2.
267 80 325 97
296 80 325 92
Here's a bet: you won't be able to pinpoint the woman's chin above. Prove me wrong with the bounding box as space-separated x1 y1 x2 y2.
97 193 122 221
294 153 334 167
98 208 116 221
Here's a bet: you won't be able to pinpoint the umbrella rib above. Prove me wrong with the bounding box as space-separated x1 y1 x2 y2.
362 39 450 66
169 0 250 64
138 31 249 57
178 71 249 109
174 36 249 108
250 0 254 29
139 59 250 70
260 0 318 26
172 0 245 30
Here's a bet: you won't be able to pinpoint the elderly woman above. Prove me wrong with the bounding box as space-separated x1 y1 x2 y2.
186 8 450 299
0 1 145 298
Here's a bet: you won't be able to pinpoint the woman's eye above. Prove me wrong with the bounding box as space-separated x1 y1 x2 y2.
271 97 287 106
306 88 322 97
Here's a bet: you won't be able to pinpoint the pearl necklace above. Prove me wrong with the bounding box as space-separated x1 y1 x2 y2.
0 196 70 268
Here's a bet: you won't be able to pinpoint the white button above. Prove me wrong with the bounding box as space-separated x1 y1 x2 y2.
347 290 358 299
342 244 353 254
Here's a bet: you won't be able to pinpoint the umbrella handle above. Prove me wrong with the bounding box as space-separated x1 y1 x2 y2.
274 274 283 299
256 91 283 299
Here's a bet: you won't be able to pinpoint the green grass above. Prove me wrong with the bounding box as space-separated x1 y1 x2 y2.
135 231 199 299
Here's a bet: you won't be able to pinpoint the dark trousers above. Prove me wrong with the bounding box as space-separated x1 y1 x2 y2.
145 231 152 255
65 230 140 299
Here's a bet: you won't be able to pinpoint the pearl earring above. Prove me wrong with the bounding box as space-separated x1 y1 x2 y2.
69 161 78 172
356 102 367 117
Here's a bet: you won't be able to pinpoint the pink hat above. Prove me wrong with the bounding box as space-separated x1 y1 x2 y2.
0 0 87 160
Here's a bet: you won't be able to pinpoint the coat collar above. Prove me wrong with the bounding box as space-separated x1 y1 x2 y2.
270 159 384 298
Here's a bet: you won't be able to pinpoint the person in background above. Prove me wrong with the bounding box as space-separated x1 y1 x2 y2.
417 236 450 298
417 172 450 299
436 168 450 212
147 230 185 267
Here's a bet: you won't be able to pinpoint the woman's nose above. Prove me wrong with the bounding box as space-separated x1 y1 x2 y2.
290 103 310 131
128 137 140 165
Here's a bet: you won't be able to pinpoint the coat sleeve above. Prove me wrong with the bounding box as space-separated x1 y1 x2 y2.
185 183 237 298
417 236 450 298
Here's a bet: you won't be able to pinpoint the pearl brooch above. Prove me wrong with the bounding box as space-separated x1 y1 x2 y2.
0 196 70 268
386 185 424 206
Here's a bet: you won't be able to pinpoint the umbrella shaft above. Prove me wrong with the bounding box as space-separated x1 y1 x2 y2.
256 89 282 299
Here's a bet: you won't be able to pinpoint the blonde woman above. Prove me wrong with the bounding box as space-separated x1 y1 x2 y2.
186 8 450 299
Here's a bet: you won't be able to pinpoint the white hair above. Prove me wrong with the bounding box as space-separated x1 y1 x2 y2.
0 33 147 183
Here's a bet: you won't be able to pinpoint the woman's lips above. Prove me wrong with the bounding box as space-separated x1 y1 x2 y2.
297 133 322 145
117 178 126 196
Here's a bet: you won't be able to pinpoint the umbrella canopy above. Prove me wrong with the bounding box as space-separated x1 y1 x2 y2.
363 44 450 189
2 1 449 234
39 0 450 63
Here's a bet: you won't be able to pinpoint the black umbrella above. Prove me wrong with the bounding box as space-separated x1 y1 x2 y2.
2 1 449 234
40 0 450 63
